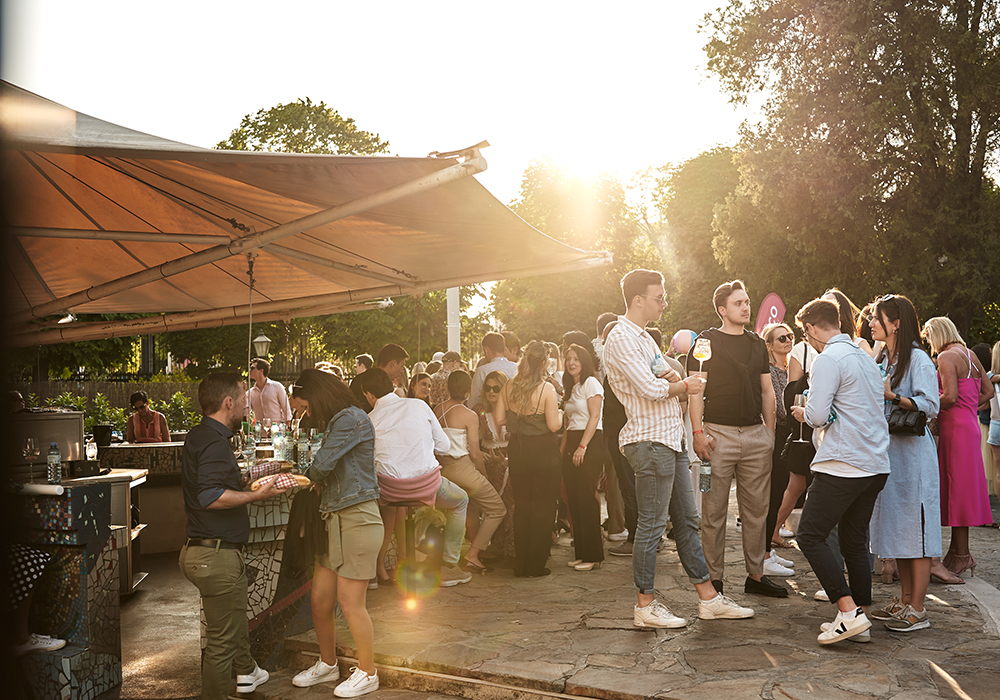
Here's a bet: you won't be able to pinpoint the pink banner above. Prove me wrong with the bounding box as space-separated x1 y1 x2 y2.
755 293 786 335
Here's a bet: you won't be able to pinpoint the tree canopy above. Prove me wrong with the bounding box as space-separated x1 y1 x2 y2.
491 159 664 343
216 97 390 155
702 0 1000 336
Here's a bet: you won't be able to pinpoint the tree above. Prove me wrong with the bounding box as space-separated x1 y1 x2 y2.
491 160 663 343
702 0 1000 334
216 98 390 155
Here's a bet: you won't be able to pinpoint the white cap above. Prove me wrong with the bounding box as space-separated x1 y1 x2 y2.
431 351 445 362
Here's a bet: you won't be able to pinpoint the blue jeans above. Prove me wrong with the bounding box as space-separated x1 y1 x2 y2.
435 476 469 566
624 441 711 594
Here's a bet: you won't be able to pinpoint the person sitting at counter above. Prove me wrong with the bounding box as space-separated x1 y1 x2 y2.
179 372 291 700
126 391 170 443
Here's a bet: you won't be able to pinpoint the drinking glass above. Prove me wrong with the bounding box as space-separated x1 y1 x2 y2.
262 417 272 440
793 394 809 443
23 438 40 483
692 338 712 374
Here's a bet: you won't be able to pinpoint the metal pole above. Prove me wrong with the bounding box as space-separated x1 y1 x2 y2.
446 287 460 353
10 155 486 325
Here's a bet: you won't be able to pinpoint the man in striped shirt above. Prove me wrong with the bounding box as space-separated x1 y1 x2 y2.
604 269 755 628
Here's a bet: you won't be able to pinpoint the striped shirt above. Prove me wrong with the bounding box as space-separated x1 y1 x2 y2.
603 315 684 452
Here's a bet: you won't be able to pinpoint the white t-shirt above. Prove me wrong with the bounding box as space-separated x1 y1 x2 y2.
811 459 870 478
789 342 814 378
564 375 604 431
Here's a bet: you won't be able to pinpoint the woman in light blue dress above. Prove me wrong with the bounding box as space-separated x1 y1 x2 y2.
868 294 945 631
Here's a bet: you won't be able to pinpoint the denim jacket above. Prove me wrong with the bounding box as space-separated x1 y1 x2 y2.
306 406 380 513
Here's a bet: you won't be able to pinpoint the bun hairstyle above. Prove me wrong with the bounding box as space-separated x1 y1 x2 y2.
509 340 549 409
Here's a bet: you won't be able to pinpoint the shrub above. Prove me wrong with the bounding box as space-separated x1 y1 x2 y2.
151 392 200 432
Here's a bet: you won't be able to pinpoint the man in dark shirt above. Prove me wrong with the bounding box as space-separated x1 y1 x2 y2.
179 372 289 700
688 281 785 598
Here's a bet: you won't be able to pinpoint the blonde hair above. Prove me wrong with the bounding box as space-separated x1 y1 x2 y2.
921 316 965 355
508 340 548 411
762 323 793 369
992 341 1000 375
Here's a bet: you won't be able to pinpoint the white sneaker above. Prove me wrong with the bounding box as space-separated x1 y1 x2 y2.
817 609 871 644
763 559 794 577
769 550 794 568
334 667 379 697
634 599 687 629
698 594 755 620
607 530 628 541
439 564 472 587
821 620 869 642
14 633 66 656
293 659 341 687
779 526 794 538
814 589 830 602
236 663 269 693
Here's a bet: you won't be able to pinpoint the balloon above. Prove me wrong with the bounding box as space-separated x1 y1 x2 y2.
671 329 697 355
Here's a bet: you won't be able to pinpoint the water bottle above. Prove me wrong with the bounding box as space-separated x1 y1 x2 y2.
310 429 322 468
699 460 712 493
47 442 61 485
297 432 309 469
651 352 668 377
273 426 285 462
243 431 257 467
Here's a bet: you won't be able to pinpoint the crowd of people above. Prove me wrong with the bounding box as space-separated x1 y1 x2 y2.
176 270 999 699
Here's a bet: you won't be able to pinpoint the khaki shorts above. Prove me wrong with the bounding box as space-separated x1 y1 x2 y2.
316 499 383 580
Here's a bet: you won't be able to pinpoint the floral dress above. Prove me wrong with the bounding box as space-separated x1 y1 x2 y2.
476 402 516 559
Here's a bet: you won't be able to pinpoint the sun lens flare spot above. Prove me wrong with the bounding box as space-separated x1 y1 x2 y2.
405 598 417 611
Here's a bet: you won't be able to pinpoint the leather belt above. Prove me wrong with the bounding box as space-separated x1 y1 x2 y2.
186 538 245 551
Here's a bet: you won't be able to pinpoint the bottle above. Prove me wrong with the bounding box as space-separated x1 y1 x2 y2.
651 352 668 377
47 442 61 485
310 429 322 468
699 460 712 493
273 425 285 462
243 430 257 467
297 431 309 469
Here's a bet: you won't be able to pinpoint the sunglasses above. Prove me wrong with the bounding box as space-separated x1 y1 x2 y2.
484 385 501 393
773 334 793 343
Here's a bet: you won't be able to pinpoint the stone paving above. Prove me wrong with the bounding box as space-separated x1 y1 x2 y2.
280 494 1000 700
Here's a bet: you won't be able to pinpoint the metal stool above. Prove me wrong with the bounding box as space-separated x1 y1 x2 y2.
382 500 426 596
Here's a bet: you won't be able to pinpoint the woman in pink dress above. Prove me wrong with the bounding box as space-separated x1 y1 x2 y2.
922 317 996 578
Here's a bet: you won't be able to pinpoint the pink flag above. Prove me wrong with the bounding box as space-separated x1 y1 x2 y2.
755 293 786 335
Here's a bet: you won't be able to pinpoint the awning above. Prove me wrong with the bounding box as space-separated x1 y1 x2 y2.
1 82 611 346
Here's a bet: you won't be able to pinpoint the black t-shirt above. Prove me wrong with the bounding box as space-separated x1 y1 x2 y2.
686 328 769 427
181 417 250 544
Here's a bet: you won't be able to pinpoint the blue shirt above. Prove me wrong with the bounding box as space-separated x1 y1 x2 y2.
181 417 250 543
804 334 890 475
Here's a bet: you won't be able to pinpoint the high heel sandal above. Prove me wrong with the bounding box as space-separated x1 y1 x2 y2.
574 561 602 571
930 568 965 585
948 554 976 578
880 558 900 584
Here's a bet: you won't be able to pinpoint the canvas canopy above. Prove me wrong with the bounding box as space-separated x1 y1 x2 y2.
1 82 611 347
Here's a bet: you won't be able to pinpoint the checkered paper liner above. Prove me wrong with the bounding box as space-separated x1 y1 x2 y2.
268 472 308 490
244 461 283 485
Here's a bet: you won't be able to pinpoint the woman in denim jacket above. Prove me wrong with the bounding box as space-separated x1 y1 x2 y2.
292 369 383 696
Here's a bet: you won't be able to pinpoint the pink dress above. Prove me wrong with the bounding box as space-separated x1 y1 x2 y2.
937 352 993 526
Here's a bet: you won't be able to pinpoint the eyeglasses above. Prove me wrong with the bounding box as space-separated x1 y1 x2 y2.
484 385 501 393
773 334 793 343
639 294 668 305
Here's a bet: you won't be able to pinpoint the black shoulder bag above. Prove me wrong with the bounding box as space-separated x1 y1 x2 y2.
780 343 816 465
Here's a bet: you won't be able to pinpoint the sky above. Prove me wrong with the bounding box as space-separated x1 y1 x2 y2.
2 0 753 205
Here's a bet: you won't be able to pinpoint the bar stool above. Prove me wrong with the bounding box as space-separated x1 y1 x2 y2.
382 500 426 596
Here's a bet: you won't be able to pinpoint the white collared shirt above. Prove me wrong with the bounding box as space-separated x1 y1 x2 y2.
603 315 684 452
248 377 292 424
368 392 451 479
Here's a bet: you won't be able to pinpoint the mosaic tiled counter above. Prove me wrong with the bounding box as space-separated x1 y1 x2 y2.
99 442 184 477
198 487 314 670
18 482 124 700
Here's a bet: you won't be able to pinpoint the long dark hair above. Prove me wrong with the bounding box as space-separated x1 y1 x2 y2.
824 288 861 339
407 372 432 404
874 294 921 390
562 343 596 401
292 368 364 430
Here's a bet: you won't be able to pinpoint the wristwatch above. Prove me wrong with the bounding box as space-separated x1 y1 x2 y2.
891 394 902 406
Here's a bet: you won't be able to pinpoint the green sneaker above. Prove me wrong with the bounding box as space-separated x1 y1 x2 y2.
884 605 930 632
869 597 904 621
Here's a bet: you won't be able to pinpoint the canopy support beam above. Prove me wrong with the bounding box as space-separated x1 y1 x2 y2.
10 152 486 325
9 251 611 346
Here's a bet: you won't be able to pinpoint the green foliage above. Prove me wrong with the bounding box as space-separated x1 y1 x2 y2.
146 370 197 383
216 98 390 155
45 391 88 413
161 322 289 378
701 0 1000 336
491 160 663 343
89 394 127 433
151 392 199 432
7 327 140 382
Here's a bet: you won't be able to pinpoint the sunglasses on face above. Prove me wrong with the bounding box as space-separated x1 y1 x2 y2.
484 385 501 393
773 334 793 343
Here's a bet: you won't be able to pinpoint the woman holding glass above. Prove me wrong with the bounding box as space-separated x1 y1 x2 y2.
474 370 516 563
761 324 797 554
495 340 563 578
867 295 944 633
291 369 382 696
561 344 605 571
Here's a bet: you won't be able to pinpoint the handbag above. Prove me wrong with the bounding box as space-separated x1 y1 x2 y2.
887 406 927 436
780 343 816 467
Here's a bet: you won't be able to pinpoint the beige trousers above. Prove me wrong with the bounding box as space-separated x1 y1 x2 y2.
700 422 774 579
439 454 507 551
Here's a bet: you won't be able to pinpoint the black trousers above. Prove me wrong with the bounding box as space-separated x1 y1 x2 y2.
798 471 887 607
605 426 638 542
766 422 793 543
563 430 605 563
508 431 561 576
